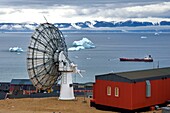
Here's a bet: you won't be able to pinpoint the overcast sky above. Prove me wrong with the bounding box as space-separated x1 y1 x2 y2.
0 0 170 23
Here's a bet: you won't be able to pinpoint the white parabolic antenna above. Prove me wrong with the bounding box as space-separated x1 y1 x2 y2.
27 23 82 100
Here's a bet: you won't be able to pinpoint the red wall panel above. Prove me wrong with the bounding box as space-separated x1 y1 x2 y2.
164 78 170 100
94 78 170 110
94 80 132 109
93 83 96 99
132 78 170 109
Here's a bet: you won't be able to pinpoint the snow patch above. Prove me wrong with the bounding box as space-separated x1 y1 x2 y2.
12 25 23 30
25 24 36 30
86 21 96 28
0 25 9 29
71 23 81 29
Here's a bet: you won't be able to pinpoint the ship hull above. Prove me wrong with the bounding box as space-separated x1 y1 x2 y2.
120 58 153 62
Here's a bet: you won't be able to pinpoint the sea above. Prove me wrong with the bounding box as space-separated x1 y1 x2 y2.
0 32 170 83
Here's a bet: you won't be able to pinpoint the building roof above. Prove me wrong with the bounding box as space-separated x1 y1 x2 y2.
0 82 10 84
96 67 170 83
10 79 33 85
0 91 7 100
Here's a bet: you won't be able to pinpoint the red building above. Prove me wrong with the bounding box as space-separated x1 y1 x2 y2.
91 67 170 111
9 79 37 95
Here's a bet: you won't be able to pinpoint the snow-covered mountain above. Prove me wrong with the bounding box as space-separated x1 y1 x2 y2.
0 23 38 32
0 20 170 32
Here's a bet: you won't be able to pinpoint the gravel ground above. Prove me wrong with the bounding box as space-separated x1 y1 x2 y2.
0 97 162 113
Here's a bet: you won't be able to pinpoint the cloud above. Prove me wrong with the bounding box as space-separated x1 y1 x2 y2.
124 2 170 17
0 1 170 23
0 0 166 8
74 2 170 22
0 11 6 15
86 2 170 19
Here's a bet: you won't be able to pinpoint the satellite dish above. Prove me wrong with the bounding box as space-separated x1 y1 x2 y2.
27 23 82 100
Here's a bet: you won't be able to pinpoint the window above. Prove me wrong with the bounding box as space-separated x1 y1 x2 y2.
146 80 151 97
115 87 119 97
107 86 111 96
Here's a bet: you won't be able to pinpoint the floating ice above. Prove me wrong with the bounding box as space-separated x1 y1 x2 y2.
154 32 159 36
140 36 147 39
86 57 91 60
68 46 85 51
9 47 24 52
72 38 95 48
74 56 79 59
68 38 95 51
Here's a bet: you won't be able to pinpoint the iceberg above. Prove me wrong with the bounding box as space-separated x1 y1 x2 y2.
68 46 85 51
154 32 159 36
68 38 95 51
140 36 147 39
9 47 24 52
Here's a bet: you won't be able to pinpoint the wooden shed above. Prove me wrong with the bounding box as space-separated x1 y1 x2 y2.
91 67 170 111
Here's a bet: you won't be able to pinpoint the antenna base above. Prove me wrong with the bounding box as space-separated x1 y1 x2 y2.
59 73 75 100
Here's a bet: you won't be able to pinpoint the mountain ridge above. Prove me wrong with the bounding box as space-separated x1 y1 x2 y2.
0 20 170 32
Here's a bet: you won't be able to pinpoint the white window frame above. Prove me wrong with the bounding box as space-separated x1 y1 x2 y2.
115 87 119 97
107 86 111 96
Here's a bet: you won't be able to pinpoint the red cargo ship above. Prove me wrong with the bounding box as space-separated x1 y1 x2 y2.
120 55 153 62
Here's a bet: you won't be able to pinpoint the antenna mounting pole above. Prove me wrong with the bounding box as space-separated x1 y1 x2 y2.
43 16 48 23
